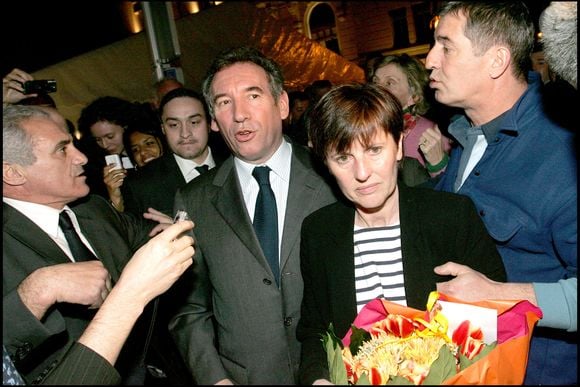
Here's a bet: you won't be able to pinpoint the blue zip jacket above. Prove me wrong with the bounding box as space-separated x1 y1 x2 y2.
436 73 577 385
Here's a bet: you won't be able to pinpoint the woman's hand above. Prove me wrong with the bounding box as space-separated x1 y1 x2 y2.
103 164 127 211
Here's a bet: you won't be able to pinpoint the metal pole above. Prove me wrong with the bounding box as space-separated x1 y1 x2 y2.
142 2 184 83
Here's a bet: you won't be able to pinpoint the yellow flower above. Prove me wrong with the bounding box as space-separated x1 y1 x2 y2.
343 326 453 385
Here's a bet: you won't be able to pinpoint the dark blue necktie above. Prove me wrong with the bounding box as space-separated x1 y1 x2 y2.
195 164 209 175
59 211 98 262
252 166 279 285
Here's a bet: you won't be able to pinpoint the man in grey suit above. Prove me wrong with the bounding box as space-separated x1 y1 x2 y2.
2 104 177 384
169 46 338 384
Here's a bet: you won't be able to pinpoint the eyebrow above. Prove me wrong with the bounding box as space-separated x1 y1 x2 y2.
212 85 265 104
435 35 452 44
53 138 71 153
164 113 202 122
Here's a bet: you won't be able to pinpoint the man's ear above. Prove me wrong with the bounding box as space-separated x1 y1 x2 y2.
210 118 220 133
278 90 290 121
489 46 511 79
3 162 26 186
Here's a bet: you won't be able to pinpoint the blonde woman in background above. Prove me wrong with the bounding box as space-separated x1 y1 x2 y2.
370 54 452 185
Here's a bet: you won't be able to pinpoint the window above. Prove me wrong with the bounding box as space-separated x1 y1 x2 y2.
308 3 341 55
389 8 409 48
412 2 432 45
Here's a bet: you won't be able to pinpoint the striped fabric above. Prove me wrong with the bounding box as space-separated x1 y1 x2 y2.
353 224 407 313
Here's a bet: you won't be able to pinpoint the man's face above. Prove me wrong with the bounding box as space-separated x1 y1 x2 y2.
210 62 289 165
18 116 89 209
161 96 210 163
425 12 491 110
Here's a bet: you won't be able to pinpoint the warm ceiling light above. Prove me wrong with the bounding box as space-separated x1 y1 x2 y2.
185 2 200 14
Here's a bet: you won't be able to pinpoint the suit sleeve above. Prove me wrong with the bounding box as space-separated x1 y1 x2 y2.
40 343 121 385
296 216 332 385
168 189 229 384
2 288 66 364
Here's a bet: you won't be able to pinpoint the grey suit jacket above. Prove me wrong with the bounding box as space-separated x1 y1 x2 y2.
3 195 152 384
169 143 338 384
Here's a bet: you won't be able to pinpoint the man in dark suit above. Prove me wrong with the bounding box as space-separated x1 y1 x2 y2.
123 87 229 218
121 88 230 384
169 47 338 385
2 104 175 384
3 221 194 385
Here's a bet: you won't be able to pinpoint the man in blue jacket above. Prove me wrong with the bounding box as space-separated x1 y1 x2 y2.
424 2 576 385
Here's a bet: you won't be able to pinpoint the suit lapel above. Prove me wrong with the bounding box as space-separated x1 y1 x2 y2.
212 160 268 271
280 152 319 269
3 204 71 265
325 203 359 320
398 184 430 308
73 211 123 281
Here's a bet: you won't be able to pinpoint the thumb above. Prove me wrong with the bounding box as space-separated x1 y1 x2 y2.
434 261 467 276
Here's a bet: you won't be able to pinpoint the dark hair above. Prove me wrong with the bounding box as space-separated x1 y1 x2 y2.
308 82 404 161
438 1 534 81
158 87 209 121
201 46 285 118
77 96 137 138
122 103 165 166
288 90 309 107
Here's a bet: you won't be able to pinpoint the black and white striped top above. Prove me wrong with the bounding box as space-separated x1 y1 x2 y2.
353 224 407 313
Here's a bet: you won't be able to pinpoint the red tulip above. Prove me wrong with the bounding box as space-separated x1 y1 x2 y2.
452 320 485 359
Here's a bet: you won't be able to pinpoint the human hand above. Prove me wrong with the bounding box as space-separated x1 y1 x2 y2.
143 207 174 236
214 379 234 385
3 68 35 104
313 379 335 385
18 261 112 319
103 164 127 191
114 221 195 306
418 125 446 166
434 261 502 302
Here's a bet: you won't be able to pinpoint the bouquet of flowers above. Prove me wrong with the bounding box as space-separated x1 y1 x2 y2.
323 291 542 385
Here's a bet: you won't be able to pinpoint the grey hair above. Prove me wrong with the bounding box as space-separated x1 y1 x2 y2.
540 2 577 89
201 46 285 119
439 2 534 82
3 104 50 165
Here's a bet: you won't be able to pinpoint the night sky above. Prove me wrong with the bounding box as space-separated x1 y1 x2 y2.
2 2 130 77
2 1 552 79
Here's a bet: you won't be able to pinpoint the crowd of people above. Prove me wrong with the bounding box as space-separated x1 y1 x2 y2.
3 1 576 385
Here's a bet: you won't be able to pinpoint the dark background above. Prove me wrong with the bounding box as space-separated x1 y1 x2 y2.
2 2 130 76
2 1 551 79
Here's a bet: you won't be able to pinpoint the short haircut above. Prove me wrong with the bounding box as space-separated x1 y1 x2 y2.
438 1 534 81
158 87 209 121
3 104 50 166
307 82 404 161
201 46 285 118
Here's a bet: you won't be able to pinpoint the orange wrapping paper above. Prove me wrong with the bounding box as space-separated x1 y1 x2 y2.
341 293 542 385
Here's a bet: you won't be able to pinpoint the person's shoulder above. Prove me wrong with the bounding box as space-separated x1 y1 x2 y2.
126 154 176 185
68 194 117 218
304 199 351 224
403 184 474 208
